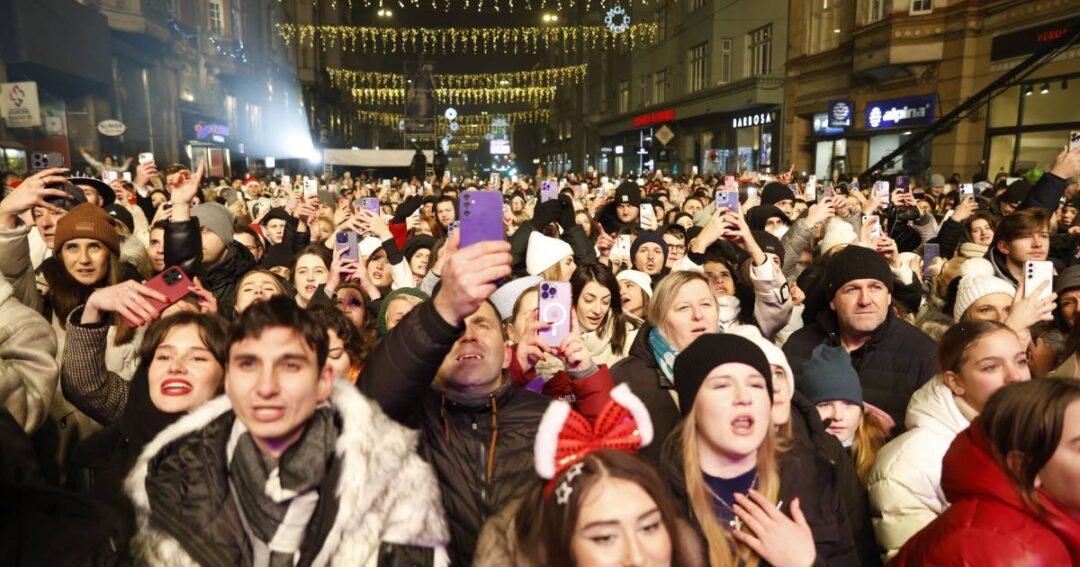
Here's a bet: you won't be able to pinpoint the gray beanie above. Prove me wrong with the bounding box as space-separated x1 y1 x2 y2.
192 202 234 245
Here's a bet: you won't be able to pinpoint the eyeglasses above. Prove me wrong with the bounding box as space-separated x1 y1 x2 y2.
667 244 686 253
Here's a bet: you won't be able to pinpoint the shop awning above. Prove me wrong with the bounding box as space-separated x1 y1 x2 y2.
322 149 433 167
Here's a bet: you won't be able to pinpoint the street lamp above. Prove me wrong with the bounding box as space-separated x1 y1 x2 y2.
377 8 393 17
542 13 558 23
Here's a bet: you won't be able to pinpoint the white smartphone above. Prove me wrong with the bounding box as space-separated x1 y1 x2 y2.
805 176 817 202
303 178 318 198
102 170 118 182
1070 131 1080 152
122 171 131 182
959 183 974 199
874 180 891 201
138 152 154 165
1024 260 1054 299
614 234 633 261
863 215 882 239
639 203 657 229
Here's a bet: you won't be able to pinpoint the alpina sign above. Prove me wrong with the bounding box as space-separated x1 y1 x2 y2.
731 111 774 129
865 95 936 130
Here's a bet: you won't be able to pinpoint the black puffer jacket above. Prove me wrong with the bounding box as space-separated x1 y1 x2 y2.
360 300 549 565
164 217 256 318
783 310 938 432
659 421 860 566
609 323 680 467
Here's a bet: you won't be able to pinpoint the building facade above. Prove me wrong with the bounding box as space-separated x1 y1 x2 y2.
784 0 1080 181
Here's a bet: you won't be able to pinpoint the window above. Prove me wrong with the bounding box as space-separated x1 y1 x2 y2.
864 0 885 24
653 69 667 104
208 0 224 35
639 76 648 108
718 39 732 84
910 0 932 15
808 0 847 55
688 42 709 92
618 80 630 113
746 25 773 77
690 0 707 12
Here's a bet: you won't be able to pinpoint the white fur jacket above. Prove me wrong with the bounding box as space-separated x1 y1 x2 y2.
125 379 450 566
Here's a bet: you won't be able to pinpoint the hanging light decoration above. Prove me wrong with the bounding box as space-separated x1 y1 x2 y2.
276 23 658 54
355 110 551 127
327 64 587 90
350 86 558 105
285 0 652 13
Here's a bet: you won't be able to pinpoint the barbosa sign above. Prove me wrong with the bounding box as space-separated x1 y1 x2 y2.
732 111 775 129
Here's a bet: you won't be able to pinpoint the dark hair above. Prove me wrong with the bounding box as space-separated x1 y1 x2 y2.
43 251 136 346
228 295 329 367
513 450 694 566
980 378 1080 513
995 207 1050 244
308 304 368 370
571 263 628 354
139 311 229 366
289 245 332 287
662 223 687 241
234 224 264 250
939 320 1015 373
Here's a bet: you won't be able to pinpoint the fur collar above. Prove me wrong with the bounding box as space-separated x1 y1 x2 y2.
126 379 447 566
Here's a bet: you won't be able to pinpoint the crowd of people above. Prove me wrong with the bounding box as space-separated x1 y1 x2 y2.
1 144 1079 566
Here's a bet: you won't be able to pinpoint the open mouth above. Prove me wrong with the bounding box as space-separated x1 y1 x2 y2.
456 352 484 362
731 414 756 435
160 378 193 397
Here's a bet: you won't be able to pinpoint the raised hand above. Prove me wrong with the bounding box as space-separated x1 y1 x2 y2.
82 280 169 326
433 231 512 327
0 167 70 228
188 276 218 315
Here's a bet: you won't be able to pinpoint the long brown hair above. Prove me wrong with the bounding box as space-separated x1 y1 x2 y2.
851 412 889 487
571 263 628 355
44 251 135 345
679 405 782 567
513 450 697 566
980 378 1080 514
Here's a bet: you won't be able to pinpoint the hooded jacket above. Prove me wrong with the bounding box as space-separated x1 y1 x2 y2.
125 379 449 567
164 216 257 317
892 424 1080 566
867 376 971 561
783 310 938 430
0 277 57 433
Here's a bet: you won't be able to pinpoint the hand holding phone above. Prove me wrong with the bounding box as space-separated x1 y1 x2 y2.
138 152 155 165
639 203 657 230
336 231 360 262
1071 131 1080 152
1024 260 1054 300
922 243 940 278
459 190 505 247
303 178 319 199
715 191 740 214
540 181 559 203
538 281 572 348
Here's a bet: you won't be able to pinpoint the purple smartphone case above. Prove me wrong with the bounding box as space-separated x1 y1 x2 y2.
360 197 380 215
716 191 740 213
538 281 572 348
459 190 505 247
540 181 559 202
336 231 359 262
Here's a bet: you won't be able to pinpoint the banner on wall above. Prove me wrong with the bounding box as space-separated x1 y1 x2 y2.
0 82 42 128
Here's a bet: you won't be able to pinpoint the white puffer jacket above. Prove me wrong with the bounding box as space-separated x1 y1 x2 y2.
867 375 970 561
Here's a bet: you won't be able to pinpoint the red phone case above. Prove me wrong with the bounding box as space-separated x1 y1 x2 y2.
138 267 193 324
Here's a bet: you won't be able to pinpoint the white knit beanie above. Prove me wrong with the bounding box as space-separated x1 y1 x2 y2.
819 218 858 254
953 258 1016 320
489 275 542 321
728 326 795 397
616 269 653 297
358 236 383 259
526 231 573 276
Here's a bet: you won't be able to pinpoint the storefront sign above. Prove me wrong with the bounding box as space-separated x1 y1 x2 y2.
828 100 852 128
194 122 230 143
655 125 675 146
991 16 1079 62
813 113 845 136
600 147 613 153
0 82 41 128
731 110 775 129
632 108 675 128
614 145 624 155
865 95 936 130
97 119 126 136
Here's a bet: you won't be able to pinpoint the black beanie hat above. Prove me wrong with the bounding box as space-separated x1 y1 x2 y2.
824 245 894 299
761 182 795 206
750 230 784 265
614 181 642 207
260 207 291 226
1000 179 1032 206
260 245 293 270
745 204 789 231
673 334 773 417
630 230 669 262
402 235 435 263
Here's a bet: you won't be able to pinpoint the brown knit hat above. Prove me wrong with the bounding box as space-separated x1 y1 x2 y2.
53 203 120 255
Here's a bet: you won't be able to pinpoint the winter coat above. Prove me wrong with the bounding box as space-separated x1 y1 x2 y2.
610 322 680 467
783 310 938 430
360 300 554 565
0 224 44 312
509 220 597 277
891 424 1080 566
868 375 970 561
164 216 257 317
660 423 860 566
125 379 450 566
59 307 135 425
0 278 57 433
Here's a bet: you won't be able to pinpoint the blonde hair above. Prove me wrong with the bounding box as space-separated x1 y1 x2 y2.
850 412 889 487
646 270 715 330
680 404 783 567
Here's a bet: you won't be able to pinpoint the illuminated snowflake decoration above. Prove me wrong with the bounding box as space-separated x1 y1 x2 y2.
605 6 629 34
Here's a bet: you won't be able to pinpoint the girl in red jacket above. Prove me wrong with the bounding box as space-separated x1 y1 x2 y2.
893 378 1080 566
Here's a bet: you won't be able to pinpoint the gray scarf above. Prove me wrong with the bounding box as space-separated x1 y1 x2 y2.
227 406 336 567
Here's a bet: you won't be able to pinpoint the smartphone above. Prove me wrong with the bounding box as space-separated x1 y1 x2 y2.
639 203 657 229
538 281 572 348
851 179 860 191
459 190 505 247
715 191 740 213
805 176 818 202
959 183 974 199
874 180 891 202
122 171 132 182
614 234 633 261
135 266 194 326
138 152 154 165
336 231 360 262
746 186 759 202
303 178 318 198
1024 260 1054 299
864 215 882 239
30 151 64 172
540 181 559 203
359 197 380 215
447 220 460 238
896 176 911 193
1071 131 1080 152
691 165 699 176
922 243 940 278
101 170 118 183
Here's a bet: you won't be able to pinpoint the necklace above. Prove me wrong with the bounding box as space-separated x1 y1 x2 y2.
708 473 758 530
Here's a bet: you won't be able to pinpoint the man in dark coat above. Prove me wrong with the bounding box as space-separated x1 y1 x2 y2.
361 234 612 564
783 245 938 430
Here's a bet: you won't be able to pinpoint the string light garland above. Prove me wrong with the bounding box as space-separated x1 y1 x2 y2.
356 109 550 127
283 0 652 13
351 86 557 105
276 23 657 54
327 64 587 90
